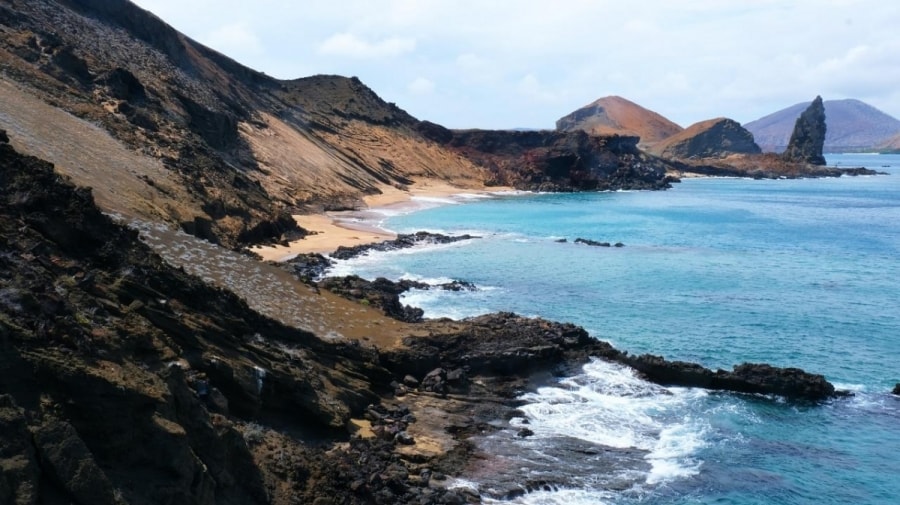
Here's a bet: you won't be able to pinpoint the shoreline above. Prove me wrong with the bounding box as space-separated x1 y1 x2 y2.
251 179 516 261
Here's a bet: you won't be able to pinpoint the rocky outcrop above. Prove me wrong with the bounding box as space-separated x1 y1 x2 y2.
419 127 677 191
651 118 762 159
575 238 624 247
330 231 478 260
892 383 900 395
782 96 827 165
615 354 837 401
668 152 882 179
0 138 398 504
318 276 426 323
745 98 900 153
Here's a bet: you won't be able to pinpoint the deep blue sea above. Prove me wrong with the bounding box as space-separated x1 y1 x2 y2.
331 154 900 504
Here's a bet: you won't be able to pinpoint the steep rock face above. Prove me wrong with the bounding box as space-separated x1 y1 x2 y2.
0 137 393 504
556 96 683 146
419 125 675 191
650 117 761 159
0 0 486 246
745 98 900 152
782 96 827 165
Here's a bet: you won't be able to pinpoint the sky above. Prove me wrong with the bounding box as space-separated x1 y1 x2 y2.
130 0 900 130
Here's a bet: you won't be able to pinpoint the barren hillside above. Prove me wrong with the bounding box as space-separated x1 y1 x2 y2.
556 95 683 146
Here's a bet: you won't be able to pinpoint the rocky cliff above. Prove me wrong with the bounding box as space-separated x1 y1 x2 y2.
0 0 677 251
556 95 683 147
1 132 846 503
418 123 675 191
782 96 827 165
649 117 761 159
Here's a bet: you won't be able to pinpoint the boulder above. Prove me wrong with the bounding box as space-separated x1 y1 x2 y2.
892 383 900 395
782 95 827 165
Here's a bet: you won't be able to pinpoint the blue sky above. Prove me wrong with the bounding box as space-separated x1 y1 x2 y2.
131 0 900 130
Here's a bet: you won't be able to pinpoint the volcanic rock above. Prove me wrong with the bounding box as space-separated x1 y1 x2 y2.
330 231 478 260
429 129 677 191
556 95 684 146
651 117 761 159
745 98 900 153
616 354 837 401
782 96 827 165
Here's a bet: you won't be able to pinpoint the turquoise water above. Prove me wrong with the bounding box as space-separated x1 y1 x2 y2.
334 154 900 504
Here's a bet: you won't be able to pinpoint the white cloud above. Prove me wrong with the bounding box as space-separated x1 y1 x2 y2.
408 77 435 95
130 0 900 129
517 73 560 104
202 22 263 57
318 33 416 58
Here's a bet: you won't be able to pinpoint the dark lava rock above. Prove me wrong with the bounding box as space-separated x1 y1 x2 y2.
782 95 827 165
330 231 478 260
655 117 762 159
575 238 611 247
318 275 425 322
0 129 8 143
892 383 900 395
617 354 837 401
316 274 476 322
282 252 334 281
440 129 676 191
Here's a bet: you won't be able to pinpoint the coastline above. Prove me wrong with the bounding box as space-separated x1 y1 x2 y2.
251 178 515 261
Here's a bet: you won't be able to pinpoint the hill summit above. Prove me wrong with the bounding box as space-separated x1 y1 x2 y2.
745 98 900 152
649 117 760 159
556 96 683 146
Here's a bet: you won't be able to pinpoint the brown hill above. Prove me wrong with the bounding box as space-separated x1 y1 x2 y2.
556 96 683 146
877 132 900 153
649 117 761 159
0 0 488 248
0 0 674 249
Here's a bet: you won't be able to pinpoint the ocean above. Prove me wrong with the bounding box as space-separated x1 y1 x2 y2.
330 154 900 504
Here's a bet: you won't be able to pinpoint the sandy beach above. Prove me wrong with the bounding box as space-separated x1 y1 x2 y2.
251 179 513 261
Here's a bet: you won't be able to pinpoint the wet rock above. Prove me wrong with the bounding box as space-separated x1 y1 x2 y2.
575 238 611 247
617 354 837 401
330 231 478 260
318 275 425 322
891 383 900 395
402 375 420 388
0 129 8 143
782 95 827 165
517 428 535 438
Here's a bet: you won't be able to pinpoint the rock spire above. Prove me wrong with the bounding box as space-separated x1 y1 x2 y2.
782 95 827 165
